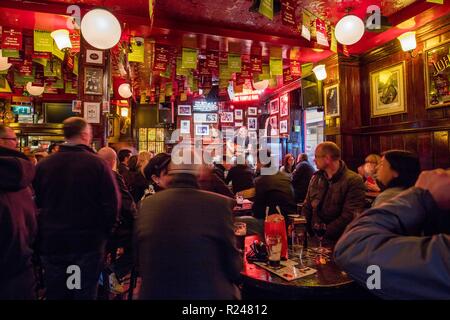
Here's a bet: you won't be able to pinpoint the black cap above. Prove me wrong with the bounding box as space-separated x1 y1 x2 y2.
383 150 421 188
143 153 171 180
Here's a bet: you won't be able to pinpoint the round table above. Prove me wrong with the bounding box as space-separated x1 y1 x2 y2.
240 235 374 300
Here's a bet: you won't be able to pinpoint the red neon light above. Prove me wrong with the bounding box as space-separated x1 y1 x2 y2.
233 94 260 102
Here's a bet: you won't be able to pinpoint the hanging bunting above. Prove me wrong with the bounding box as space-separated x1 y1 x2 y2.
69 31 81 54
228 54 242 73
250 45 262 74
301 63 313 76
154 45 170 71
176 57 189 77
259 64 271 80
315 19 329 47
198 59 211 76
301 10 311 41
219 62 231 81
281 0 296 26
181 48 198 69
34 30 53 52
330 27 337 53
73 55 79 76
52 41 65 61
283 67 300 84
270 58 283 76
19 60 33 76
290 60 301 77
259 0 274 20
1 29 23 50
426 0 443 3
1 50 19 58
343 45 350 57
128 37 145 63
240 61 252 79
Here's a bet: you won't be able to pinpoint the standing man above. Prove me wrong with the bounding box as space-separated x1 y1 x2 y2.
302 142 365 241
292 153 315 204
0 125 37 299
117 149 132 186
33 117 120 300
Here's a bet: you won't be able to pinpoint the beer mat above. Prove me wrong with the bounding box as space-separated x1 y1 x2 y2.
254 262 317 281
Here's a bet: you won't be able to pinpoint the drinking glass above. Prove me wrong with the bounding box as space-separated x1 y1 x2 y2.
265 234 282 268
233 222 247 253
313 222 327 254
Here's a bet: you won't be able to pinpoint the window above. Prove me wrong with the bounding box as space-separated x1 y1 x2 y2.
138 128 165 153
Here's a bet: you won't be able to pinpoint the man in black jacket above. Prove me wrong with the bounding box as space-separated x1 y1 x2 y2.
0 125 37 299
33 117 120 300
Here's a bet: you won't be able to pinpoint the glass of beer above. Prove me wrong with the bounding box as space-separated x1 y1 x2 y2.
234 222 247 253
265 234 282 268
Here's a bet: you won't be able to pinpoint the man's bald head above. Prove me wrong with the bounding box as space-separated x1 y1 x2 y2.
98 147 117 171
0 125 18 150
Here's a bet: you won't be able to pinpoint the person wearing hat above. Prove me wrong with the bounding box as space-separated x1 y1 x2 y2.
372 150 421 208
136 155 242 299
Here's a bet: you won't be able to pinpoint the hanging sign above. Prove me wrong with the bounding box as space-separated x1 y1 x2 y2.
281 0 296 26
315 19 329 47
270 58 283 76
228 54 242 73
52 41 65 61
1 29 22 50
301 63 313 76
330 27 337 53
259 0 274 20
283 67 300 84
154 45 170 71
34 30 53 52
301 10 311 41
19 60 33 76
181 48 198 69
219 62 231 81
259 64 271 80
290 60 301 77
128 37 145 63
69 31 81 54
206 51 219 69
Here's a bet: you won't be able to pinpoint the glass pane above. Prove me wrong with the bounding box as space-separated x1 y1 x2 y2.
305 108 324 170
139 142 147 152
139 128 147 142
156 128 164 141
148 128 156 141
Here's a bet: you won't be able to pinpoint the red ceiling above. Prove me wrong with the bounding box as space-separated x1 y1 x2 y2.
0 0 449 58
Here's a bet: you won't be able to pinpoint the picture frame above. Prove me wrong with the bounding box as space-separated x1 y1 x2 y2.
247 117 257 131
107 115 116 137
195 124 209 136
85 49 104 65
178 104 192 116
84 102 100 124
369 62 406 118
280 93 289 117
220 111 234 123
234 109 243 120
72 100 82 113
193 113 218 123
180 120 190 134
269 98 279 115
235 122 243 127
269 115 278 130
248 107 257 116
424 40 450 109
279 119 288 134
324 83 340 117
84 67 103 95
248 131 257 141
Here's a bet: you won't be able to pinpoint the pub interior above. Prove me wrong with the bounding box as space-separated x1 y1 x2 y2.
1 0 450 302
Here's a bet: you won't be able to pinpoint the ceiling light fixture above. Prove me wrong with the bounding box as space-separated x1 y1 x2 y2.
335 14 365 45
51 29 72 51
81 9 122 50
397 31 417 57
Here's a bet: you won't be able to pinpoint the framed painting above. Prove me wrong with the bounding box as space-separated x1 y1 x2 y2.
424 40 450 109
324 83 339 117
369 62 406 117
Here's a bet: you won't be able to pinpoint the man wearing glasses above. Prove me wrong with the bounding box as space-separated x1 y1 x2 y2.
0 124 37 299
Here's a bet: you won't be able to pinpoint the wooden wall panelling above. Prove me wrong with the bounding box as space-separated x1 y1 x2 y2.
417 132 433 170
433 131 450 169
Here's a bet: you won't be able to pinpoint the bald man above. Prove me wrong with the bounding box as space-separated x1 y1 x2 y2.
98 147 137 282
302 142 365 241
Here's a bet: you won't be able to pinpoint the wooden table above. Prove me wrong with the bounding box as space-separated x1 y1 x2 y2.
240 235 375 300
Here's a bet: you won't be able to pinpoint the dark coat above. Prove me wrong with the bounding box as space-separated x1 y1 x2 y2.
118 162 132 187
225 164 254 194
128 170 149 203
0 147 37 299
252 171 297 220
136 173 242 300
33 144 120 255
292 160 315 203
302 161 365 241
335 187 450 299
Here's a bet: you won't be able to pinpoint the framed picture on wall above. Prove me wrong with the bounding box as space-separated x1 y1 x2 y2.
369 62 406 117
84 102 100 124
248 107 257 116
221 112 234 123
279 119 288 134
193 113 217 123
324 83 340 117
180 120 190 134
269 98 279 114
424 41 450 109
195 124 209 136
86 49 104 65
247 117 257 131
178 104 192 116
280 93 289 117
235 122 243 127
234 109 243 120
84 67 103 95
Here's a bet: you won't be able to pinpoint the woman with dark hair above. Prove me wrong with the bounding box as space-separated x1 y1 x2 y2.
372 150 421 207
280 153 295 178
143 152 172 195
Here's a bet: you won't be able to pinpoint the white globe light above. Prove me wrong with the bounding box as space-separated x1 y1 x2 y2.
81 9 122 50
335 15 365 45
253 79 269 91
118 83 132 99
26 82 45 96
0 50 12 71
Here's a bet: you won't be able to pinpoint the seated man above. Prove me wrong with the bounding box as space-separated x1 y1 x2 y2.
225 161 255 195
334 169 450 299
302 142 365 241
252 156 297 221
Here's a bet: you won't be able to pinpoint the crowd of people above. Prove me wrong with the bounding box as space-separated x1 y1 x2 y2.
1 119 450 300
